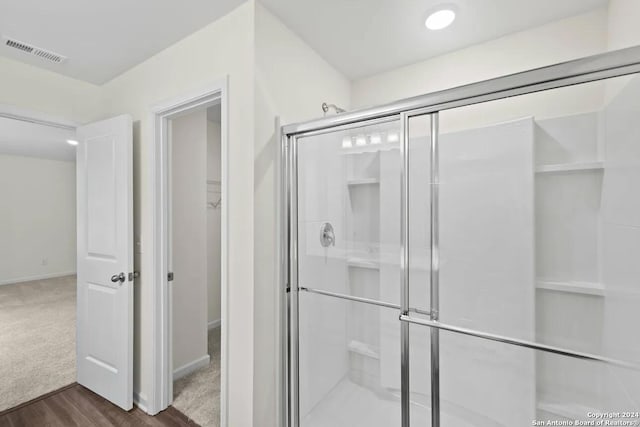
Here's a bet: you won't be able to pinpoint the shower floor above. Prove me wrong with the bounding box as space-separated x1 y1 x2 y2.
301 378 476 427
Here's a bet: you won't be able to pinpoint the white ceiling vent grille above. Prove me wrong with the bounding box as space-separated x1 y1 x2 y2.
3 36 67 64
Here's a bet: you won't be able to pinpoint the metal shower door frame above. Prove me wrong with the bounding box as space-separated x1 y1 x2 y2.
282 45 640 427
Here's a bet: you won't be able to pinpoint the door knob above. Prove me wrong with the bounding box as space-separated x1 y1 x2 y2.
110 272 126 284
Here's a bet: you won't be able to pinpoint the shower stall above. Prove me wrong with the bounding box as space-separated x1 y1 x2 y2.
281 46 640 427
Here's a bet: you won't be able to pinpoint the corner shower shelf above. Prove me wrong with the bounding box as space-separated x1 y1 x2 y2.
535 161 604 173
347 178 380 186
536 280 605 297
348 340 380 359
347 257 380 270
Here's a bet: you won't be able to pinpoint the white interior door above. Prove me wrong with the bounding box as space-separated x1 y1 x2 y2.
76 115 133 410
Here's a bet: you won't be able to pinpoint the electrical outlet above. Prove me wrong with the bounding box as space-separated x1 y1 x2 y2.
41 258 48 266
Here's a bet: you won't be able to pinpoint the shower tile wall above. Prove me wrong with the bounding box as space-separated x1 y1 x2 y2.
435 117 536 425
601 75 640 410
298 132 349 416
297 122 404 424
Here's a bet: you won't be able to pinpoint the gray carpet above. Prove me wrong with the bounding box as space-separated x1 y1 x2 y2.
0 275 76 412
172 327 221 427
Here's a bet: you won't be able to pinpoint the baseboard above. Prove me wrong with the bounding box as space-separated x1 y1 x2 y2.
0 271 76 286
173 354 210 381
133 391 149 413
208 319 221 329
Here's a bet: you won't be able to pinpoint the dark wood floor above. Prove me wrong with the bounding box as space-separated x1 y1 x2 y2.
0 383 199 427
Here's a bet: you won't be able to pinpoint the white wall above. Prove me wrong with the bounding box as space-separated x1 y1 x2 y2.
171 110 208 372
351 8 608 109
101 3 255 422
0 56 103 124
253 3 351 425
605 0 640 102
0 155 76 284
207 119 222 325
607 0 640 50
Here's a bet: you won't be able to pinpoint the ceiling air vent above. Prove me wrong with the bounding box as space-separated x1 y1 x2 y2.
3 36 67 64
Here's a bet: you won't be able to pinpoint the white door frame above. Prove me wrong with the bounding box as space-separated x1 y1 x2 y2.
149 78 229 423
0 104 79 130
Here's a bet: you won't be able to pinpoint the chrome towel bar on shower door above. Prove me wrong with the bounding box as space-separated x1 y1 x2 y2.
399 314 640 371
298 286 432 316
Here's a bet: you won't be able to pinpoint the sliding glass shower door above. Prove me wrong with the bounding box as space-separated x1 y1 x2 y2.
292 118 405 427
405 107 538 426
286 54 640 427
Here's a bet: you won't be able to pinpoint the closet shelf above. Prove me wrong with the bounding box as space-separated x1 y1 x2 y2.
536 280 605 297
535 161 604 173
347 178 380 186
348 340 380 359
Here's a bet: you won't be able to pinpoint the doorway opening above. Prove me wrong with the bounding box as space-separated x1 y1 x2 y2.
0 108 135 415
169 103 222 427
150 81 228 425
0 113 78 412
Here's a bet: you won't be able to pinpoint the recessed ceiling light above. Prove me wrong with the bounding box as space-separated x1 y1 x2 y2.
355 135 367 146
387 133 399 143
425 8 456 30
66 139 79 146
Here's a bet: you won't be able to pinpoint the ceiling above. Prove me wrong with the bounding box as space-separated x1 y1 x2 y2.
0 0 245 84
260 0 608 79
0 118 76 161
0 0 608 84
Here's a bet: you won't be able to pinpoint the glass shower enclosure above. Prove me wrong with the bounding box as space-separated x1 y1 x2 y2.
282 46 640 427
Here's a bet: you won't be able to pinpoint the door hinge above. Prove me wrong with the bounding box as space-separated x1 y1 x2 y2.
168 272 174 282
128 271 140 282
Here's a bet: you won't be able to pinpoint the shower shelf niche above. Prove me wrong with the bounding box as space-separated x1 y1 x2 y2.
341 144 399 156
533 111 609 418
535 280 605 297
347 257 380 270
347 178 380 186
348 340 380 360
535 161 604 173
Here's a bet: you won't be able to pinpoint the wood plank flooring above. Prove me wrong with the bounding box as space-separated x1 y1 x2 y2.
0 383 199 427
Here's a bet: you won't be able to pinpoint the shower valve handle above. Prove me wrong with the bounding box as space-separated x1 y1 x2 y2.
320 222 335 247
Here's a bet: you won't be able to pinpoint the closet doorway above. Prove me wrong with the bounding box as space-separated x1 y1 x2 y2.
168 101 223 427
150 82 228 426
